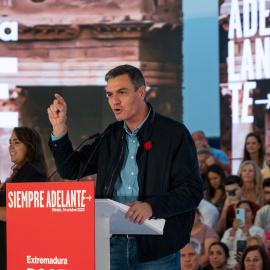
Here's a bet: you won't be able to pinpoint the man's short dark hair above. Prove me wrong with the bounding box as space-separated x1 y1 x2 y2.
263 178 270 188
224 175 243 187
105 64 145 91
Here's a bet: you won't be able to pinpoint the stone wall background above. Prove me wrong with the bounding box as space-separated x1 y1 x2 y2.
0 0 183 181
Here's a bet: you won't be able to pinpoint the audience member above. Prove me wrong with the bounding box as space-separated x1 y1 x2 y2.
48 65 204 269
221 200 264 268
198 199 219 230
216 176 260 237
234 235 268 268
204 164 226 209
265 229 270 257
208 242 229 270
254 178 270 233
0 127 48 270
192 131 231 174
248 236 269 262
242 132 265 169
247 236 268 250
241 245 270 270
238 160 263 206
191 208 220 269
180 238 203 270
197 148 213 182
261 145 270 179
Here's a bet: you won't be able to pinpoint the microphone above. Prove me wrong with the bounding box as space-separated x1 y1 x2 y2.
47 132 100 181
77 130 111 181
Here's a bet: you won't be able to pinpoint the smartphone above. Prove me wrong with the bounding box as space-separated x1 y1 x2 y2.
236 240 246 253
236 208 245 226
228 189 236 196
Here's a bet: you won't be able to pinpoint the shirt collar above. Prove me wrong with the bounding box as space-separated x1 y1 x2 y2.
124 106 151 135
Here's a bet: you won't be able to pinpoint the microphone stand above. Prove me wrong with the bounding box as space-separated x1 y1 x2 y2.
47 133 100 182
77 130 111 181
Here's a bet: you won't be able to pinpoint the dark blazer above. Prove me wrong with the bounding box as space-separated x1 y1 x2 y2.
0 161 46 270
49 104 204 262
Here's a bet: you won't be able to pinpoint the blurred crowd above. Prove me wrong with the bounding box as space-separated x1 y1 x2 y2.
180 131 270 270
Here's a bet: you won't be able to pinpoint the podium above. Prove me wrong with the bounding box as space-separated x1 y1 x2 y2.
95 199 165 270
6 182 164 270
6 182 96 270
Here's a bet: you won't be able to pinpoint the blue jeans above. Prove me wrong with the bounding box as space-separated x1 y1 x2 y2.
110 236 181 270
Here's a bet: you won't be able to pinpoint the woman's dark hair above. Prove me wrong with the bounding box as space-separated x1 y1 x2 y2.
204 164 226 202
241 245 270 270
209 242 229 259
236 200 254 215
13 127 47 169
243 132 264 168
2 127 48 191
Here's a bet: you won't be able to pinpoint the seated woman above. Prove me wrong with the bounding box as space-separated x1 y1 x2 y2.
241 245 270 270
234 235 268 268
191 208 220 269
221 200 264 269
204 164 226 209
208 242 229 270
238 160 263 206
247 236 268 250
0 127 48 270
242 132 265 169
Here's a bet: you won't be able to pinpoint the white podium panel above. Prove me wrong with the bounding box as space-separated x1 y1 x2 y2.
95 199 165 270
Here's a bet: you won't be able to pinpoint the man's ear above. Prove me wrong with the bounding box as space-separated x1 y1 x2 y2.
138 86 146 99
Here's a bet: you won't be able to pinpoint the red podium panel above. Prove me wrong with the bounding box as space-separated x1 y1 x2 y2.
6 181 95 270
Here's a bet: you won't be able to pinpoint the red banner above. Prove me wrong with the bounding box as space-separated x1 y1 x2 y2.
6 181 95 270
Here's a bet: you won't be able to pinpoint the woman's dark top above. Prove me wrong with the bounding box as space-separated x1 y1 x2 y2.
0 162 46 270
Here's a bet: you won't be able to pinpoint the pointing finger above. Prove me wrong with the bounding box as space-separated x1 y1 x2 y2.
55 94 67 107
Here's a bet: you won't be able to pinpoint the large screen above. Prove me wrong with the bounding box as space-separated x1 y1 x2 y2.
0 0 183 181
219 0 270 173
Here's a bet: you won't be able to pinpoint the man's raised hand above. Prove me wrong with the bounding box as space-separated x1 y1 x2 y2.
47 94 68 136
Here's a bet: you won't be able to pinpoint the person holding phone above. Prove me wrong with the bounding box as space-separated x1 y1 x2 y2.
216 175 261 237
221 200 264 269
234 235 269 268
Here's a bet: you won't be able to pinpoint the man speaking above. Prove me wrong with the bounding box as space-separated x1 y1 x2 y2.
48 65 203 269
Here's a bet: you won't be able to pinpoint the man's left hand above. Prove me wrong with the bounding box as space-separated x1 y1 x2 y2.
125 201 153 225
205 156 216 166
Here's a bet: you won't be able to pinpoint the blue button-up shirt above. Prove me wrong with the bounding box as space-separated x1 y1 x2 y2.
113 109 150 204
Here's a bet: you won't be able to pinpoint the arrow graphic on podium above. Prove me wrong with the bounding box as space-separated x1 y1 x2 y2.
85 195 92 201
